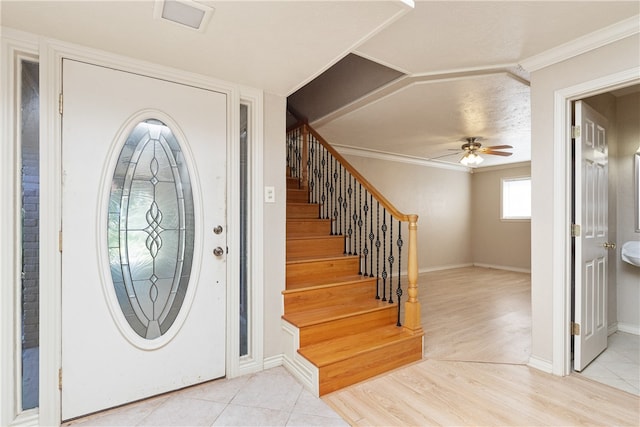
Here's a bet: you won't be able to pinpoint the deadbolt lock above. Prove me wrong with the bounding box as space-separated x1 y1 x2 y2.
213 247 224 256
213 225 223 235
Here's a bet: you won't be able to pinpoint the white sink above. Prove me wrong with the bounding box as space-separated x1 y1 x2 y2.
621 241 640 267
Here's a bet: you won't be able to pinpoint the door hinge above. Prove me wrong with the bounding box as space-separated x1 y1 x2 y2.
571 322 580 336
58 230 63 252
58 368 62 390
571 125 580 139
58 92 63 115
571 224 581 237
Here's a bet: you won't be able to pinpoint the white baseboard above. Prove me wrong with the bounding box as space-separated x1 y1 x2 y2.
418 263 473 274
411 263 531 275
263 354 284 370
617 322 640 336
528 355 553 374
473 263 531 274
281 319 319 396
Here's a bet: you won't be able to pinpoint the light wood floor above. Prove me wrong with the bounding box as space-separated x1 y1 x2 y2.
323 267 640 426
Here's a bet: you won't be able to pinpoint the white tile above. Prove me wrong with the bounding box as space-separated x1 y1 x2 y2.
230 368 303 412
177 376 250 404
580 362 618 380
63 395 170 427
137 396 226 426
286 411 350 427
605 362 640 383
292 389 343 419
212 404 290 426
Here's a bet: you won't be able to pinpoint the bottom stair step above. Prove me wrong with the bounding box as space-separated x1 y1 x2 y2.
298 325 423 395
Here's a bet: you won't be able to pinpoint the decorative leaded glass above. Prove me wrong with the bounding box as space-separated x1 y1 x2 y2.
108 119 194 339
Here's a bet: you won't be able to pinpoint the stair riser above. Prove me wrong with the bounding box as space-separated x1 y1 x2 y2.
287 189 309 203
284 280 377 314
286 236 344 259
287 220 332 237
318 336 423 395
287 204 320 219
287 177 300 189
299 307 397 347
286 257 360 288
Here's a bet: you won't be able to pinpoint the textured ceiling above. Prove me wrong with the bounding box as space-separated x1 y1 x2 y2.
2 1 639 169
307 1 639 168
0 0 409 96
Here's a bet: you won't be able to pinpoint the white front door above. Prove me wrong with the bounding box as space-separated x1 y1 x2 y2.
573 100 609 372
61 59 227 420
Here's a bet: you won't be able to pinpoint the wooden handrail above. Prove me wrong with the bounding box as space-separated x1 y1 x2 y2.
287 122 423 335
302 124 416 223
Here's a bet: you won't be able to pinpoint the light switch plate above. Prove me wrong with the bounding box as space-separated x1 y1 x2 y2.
264 186 275 203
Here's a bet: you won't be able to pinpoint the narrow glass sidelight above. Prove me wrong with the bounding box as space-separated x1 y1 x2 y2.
108 119 194 340
20 59 40 411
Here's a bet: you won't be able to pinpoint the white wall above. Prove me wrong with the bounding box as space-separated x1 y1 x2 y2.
471 164 532 272
341 155 473 271
263 93 287 360
529 34 640 367
616 92 640 334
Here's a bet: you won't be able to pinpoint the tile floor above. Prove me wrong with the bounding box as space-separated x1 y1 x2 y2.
578 331 639 396
62 366 348 427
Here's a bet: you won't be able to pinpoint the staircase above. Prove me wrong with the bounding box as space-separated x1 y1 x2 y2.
283 171 424 396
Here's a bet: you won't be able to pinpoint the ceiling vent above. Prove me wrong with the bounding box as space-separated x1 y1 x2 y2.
154 0 215 32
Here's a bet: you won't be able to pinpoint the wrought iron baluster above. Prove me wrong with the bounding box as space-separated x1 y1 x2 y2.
369 194 375 277
375 202 381 299
388 219 394 304
342 168 348 253
308 140 315 201
327 154 333 224
338 164 343 238
332 158 338 235
396 220 403 326
362 190 369 276
381 209 387 302
347 175 353 255
358 184 363 266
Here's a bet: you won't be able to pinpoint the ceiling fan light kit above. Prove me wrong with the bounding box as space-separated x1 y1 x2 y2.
456 137 513 166
460 151 484 166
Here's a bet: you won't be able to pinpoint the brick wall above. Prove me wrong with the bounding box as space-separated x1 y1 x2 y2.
21 61 39 350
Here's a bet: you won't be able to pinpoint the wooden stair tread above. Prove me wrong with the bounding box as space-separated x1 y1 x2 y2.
282 275 375 295
287 202 319 206
299 325 416 368
287 254 358 264
283 299 395 327
286 235 343 241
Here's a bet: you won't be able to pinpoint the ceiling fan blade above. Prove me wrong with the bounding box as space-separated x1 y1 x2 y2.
483 145 513 150
482 150 513 156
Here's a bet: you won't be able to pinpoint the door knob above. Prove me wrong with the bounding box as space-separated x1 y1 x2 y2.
603 242 616 249
213 225 223 235
213 247 224 256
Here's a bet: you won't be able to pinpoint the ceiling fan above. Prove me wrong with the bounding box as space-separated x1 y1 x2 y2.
445 137 513 166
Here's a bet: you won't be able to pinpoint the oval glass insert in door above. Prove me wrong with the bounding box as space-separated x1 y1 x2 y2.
108 119 194 340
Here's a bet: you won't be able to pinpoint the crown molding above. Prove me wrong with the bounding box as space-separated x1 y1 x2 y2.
520 15 640 72
471 161 531 174
333 144 470 172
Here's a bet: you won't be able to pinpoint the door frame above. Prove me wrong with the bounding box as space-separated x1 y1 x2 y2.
552 67 640 376
1 32 265 426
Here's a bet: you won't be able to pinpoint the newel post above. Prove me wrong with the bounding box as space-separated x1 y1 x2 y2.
403 214 422 334
301 125 309 189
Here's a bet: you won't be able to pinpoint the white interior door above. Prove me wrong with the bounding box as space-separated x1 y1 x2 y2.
61 59 227 420
573 100 609 372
